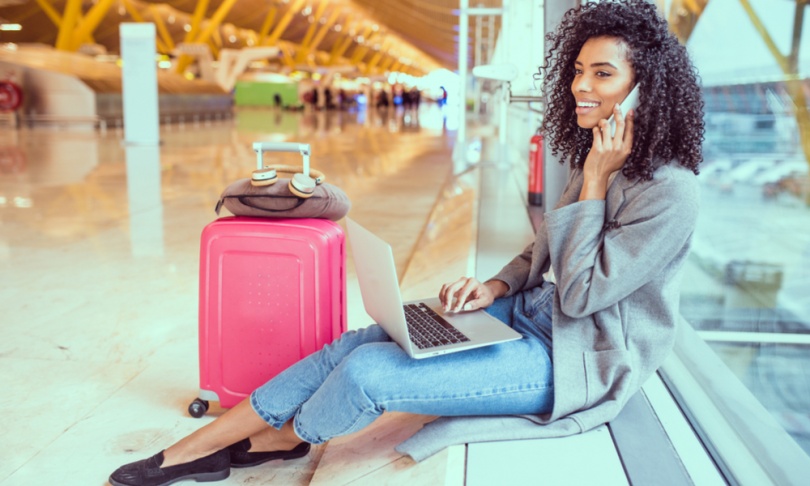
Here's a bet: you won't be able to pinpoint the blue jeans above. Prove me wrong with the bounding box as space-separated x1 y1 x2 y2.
250 282 556 444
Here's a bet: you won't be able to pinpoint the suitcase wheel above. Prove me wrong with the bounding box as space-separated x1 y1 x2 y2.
188 398 210 418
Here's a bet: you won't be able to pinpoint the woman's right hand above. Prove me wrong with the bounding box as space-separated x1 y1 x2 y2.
579 105 634 201
439 277 507 313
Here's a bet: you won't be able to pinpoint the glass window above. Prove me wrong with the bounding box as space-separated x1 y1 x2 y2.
671 0 810 459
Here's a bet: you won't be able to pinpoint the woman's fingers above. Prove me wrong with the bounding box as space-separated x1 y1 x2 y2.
439 277 484 312
612 103 625 143
439 278 469 309
453 278 483 312
623 109 634 150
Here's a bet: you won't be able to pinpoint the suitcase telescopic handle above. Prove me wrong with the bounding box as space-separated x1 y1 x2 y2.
252 142 312 177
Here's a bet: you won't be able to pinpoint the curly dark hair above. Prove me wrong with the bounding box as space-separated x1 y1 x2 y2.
538 0 704 180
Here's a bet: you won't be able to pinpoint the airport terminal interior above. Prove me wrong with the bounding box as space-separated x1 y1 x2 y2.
2 0 810 484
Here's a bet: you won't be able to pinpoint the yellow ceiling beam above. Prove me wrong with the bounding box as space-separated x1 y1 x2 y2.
331 24 370 65
328 33 354 65
310 9 341 51
389 61 402 73
738 0 789 72
737 0 810 185
210 30 222 57
667 0 709 43
184 0 210 44
36 0 95 47
257 7 278 45
176 0 238 73
149 5 175 52
364 40 390 75
350 31 378 64
34 0 61 27
55 0 82 51
280 44 296 69
298 0 330 51
379 54 396 72
121 0 145 22
69 0 114 50
266 0 307 46
192 0 239 45
120 0 168 52
297 7 341 63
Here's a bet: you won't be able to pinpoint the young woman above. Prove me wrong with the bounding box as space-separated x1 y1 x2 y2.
110 1 704 484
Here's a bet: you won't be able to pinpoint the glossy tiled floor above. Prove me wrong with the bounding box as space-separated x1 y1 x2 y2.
0 105 500 484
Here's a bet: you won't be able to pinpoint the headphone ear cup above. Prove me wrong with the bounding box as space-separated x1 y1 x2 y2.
289 173 316 198
251 168 278 187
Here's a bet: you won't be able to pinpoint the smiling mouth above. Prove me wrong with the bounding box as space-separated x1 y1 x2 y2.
577 101 600 108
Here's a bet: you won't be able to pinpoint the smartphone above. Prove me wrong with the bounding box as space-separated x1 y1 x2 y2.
608 84 641 136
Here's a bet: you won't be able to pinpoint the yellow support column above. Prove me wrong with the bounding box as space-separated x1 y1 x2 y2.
69 0 116 51
55 0 82 51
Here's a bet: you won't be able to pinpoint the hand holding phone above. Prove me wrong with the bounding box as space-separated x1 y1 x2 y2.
607 84 641 137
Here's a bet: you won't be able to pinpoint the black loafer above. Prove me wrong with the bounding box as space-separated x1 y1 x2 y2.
109 448 230 486
227 438 311 468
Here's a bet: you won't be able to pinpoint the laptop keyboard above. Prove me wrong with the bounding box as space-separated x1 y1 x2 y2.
404 303 471 349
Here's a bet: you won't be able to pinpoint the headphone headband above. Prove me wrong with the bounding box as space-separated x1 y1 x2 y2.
263 164 325 184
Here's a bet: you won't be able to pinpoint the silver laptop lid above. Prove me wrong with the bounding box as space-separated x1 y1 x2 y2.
346 218 414 354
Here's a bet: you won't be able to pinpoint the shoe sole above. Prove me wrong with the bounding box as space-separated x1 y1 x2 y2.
109 469 230 486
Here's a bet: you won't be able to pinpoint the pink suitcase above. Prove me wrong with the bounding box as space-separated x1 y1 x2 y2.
189 216 346 417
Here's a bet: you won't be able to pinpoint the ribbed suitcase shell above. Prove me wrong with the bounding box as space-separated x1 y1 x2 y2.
197 216 346 408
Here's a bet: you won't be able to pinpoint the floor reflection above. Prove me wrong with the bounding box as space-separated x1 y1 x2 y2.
125 145 164 258
0 103 464 483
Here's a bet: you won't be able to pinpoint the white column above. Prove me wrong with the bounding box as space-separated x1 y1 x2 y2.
120 23 160 145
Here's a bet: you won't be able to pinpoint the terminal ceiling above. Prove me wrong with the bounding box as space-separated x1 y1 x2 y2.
0 0 716 77
0 0 505 77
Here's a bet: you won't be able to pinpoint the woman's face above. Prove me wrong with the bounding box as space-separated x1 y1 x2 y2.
571 36 636 129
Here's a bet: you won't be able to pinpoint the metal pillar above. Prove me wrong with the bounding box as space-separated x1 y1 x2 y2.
543 0 579 209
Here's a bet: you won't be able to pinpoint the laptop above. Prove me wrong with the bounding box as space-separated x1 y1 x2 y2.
346 218 522 359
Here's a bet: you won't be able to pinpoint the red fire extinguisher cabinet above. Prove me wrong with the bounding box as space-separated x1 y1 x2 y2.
528 132 544 206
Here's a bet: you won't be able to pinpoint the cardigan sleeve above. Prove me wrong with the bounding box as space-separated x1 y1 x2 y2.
544 166 699 318
488 242 535 296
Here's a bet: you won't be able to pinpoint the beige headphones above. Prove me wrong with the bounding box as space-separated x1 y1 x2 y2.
250 142 326 198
